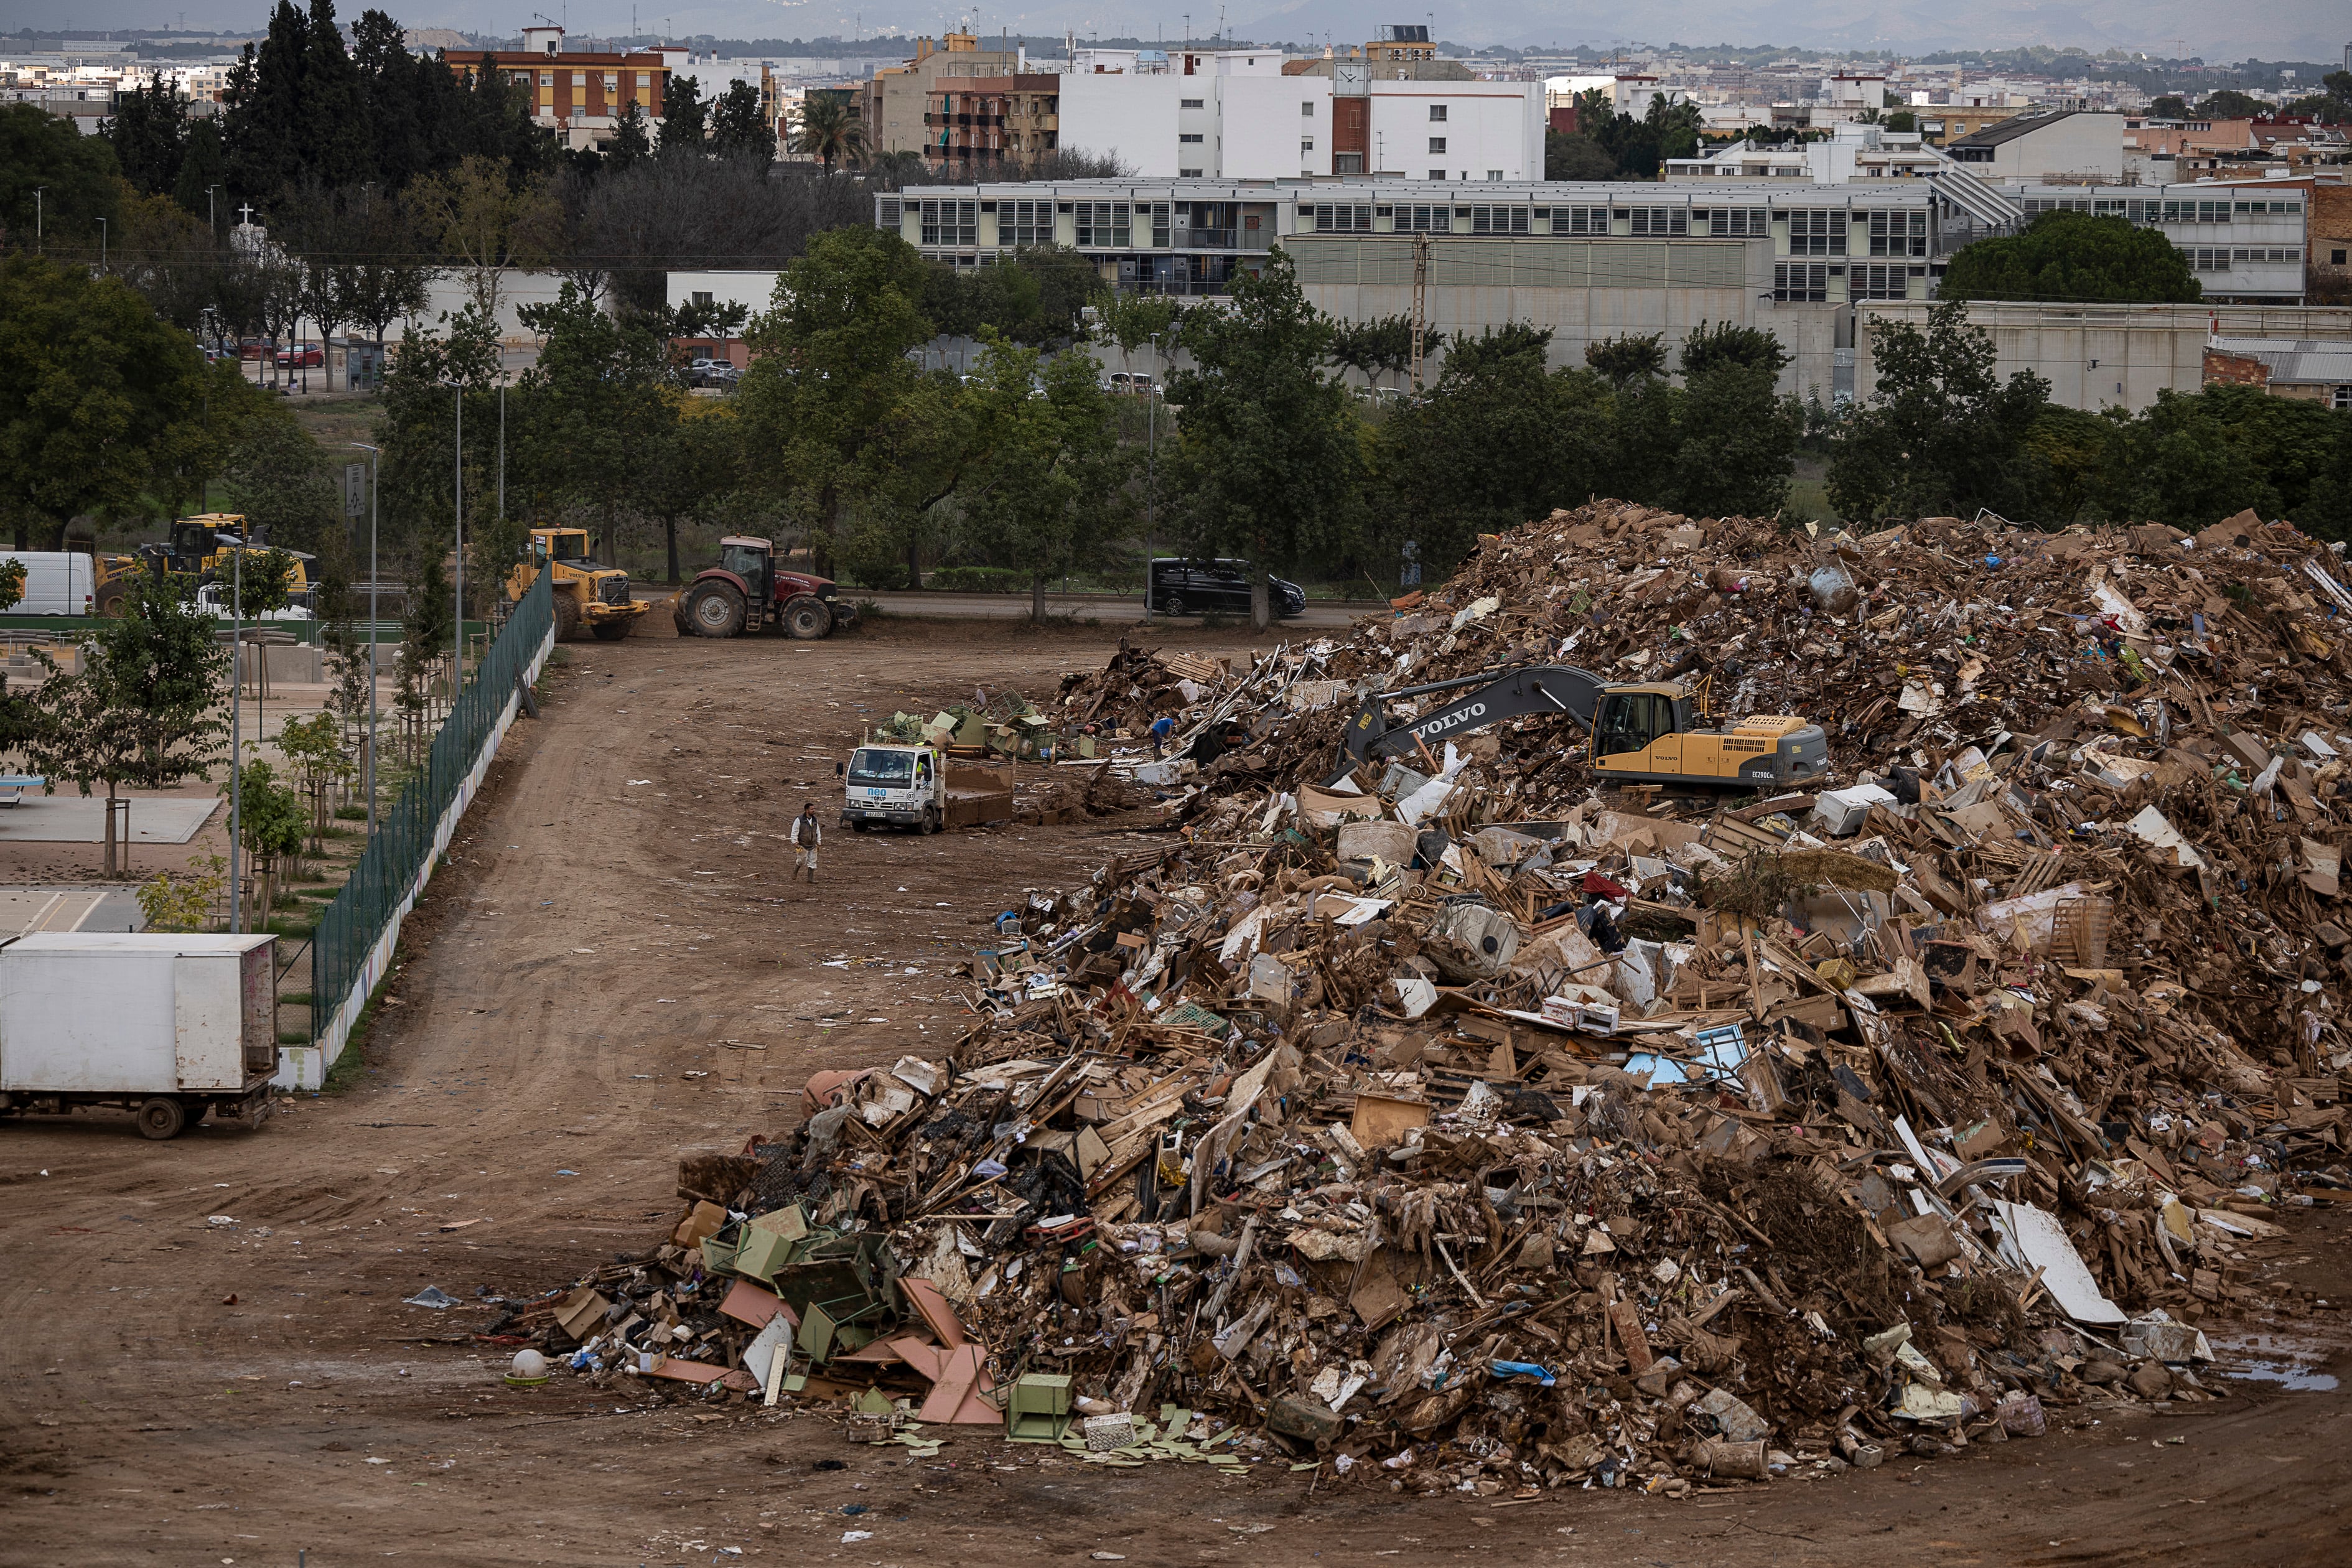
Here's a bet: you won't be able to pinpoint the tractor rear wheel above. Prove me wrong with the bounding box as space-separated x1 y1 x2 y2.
95 584 127 618
783 594 833 640
591 620 631 642
554 592 581 642
683 582 747 638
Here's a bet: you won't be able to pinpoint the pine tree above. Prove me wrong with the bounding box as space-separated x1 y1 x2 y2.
659 73 707 157
297 0 371 190
103 78 189 197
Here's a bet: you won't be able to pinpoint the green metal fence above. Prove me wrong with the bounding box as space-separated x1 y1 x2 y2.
308 571 554 1064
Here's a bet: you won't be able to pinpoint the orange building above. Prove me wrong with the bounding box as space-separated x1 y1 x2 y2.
444 25 670 149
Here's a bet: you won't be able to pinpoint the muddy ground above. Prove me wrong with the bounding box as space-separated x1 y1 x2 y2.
3 616 2348 1568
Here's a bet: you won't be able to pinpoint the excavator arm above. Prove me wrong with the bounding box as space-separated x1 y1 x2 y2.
1328 665 1607 785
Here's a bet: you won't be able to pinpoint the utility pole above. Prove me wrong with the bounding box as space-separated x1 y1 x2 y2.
352 443 381 834
96 216 108 271
33 186 43 251
1409 228 1429 391
207 183 218 236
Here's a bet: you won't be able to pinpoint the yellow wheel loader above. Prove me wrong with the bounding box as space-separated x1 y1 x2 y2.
505 526 648 642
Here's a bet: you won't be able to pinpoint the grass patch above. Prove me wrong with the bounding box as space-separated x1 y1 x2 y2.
319 967 392 1094
278 1029 311 1045
263 915 315 938
333 806 368 821
278 989 312 1006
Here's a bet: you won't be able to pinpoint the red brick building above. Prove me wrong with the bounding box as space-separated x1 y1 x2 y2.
444 26 670 150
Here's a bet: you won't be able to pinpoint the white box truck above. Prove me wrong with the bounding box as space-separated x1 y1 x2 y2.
0 933 277 1138
1 551 98 616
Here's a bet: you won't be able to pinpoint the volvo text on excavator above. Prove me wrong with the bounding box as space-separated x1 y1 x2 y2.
1328 665 1830 791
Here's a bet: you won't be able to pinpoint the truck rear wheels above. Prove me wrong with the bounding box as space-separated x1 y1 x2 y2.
783 595 833 640
684 582 747 638
135 1096 187 1140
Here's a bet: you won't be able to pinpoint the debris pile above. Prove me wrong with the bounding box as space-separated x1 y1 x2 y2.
500 500 2352 1493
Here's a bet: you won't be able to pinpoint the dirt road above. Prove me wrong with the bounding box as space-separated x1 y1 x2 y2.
3 620 2348 1567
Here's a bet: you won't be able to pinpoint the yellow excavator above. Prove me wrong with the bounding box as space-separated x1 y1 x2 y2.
504 526 648 642
1328 665 1831 791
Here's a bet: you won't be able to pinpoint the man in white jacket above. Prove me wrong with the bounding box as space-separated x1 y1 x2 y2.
790 804 822 882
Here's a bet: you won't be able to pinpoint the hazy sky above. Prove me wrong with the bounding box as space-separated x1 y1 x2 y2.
17 0 2348 64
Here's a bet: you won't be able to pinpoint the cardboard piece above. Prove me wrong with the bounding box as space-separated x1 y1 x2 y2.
1351 1092 1432 1150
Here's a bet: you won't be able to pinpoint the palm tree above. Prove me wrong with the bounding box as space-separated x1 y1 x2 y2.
794 96 870 173
865 149 927 190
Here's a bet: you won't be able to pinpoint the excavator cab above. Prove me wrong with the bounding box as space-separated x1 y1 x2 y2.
1592 689 1687 763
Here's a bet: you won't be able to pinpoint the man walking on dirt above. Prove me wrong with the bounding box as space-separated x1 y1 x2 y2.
790 804 822 883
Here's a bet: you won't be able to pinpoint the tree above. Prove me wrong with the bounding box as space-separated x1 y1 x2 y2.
793 95 869 172
2193 90 2266 121
515 282 676 565
734 226 937 570
0 103 122 258
2147 95 2188 119
864 149 927 190
336 191 436 355
2093 384 2342 530
1669 358 1803 519
223 757 308 917
1680 319 1791 380
958 338 1132 618
709 81 773 161
406 154 559 312
375 302 502 601
659 72 709 156
1544 129 1616 180
1162 251 1359 629
276 709 355 852
103 77 190 197
1942 211 2200 304
1377 325 1591 576
1827 300 2051 521
607 103 654 166
22 572 228 877
223 415 343 559
0 256 210 550
0 558 24 611
1585 332 1667 388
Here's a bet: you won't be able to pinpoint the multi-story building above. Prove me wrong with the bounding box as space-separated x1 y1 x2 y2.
881 175 1962 399
444 26 670 151
1055 55 1541 182
923 74 1062 174
864 31 1022 159
2007 180 2310 302
1942 111 2126 184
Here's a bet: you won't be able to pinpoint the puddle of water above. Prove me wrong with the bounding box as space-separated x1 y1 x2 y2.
2206 1333 2340 1392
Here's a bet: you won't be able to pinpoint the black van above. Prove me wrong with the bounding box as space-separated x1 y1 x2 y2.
1148 558 1307 618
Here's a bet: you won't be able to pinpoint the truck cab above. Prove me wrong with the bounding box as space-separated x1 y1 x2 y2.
840 744 945 833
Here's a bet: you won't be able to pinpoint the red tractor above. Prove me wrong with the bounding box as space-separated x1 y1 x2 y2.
673 535 862 640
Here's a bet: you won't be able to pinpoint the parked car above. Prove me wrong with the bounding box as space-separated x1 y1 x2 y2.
274 342 324 368
1103 371 1161 397
238 338 267 360
1147 558 1307 619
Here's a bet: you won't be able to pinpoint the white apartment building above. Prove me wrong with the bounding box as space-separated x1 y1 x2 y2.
1057 54 1541 182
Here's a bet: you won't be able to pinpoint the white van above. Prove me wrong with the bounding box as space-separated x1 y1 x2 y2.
1 553 96 617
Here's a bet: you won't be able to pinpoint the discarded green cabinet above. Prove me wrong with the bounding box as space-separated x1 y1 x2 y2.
1005 1372 1073 1442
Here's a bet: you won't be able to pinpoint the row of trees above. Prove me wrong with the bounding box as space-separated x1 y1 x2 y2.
1544 92 1707 181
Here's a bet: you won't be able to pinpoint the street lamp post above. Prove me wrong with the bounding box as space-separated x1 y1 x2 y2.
95 216 106 271
34 186 45 252
453 387 464 704
351 442 381 835
228 541 243 933
1142 330 1160 622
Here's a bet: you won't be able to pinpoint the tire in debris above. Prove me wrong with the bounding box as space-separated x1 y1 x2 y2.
683 582 746 638
783 594 832 640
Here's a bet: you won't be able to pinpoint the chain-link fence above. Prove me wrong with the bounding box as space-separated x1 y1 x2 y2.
304 571 553 1079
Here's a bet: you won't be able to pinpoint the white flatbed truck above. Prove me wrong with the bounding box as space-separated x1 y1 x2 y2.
838 744 1015 833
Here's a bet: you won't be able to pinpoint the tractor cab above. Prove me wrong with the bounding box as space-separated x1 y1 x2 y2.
717 535 773 601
